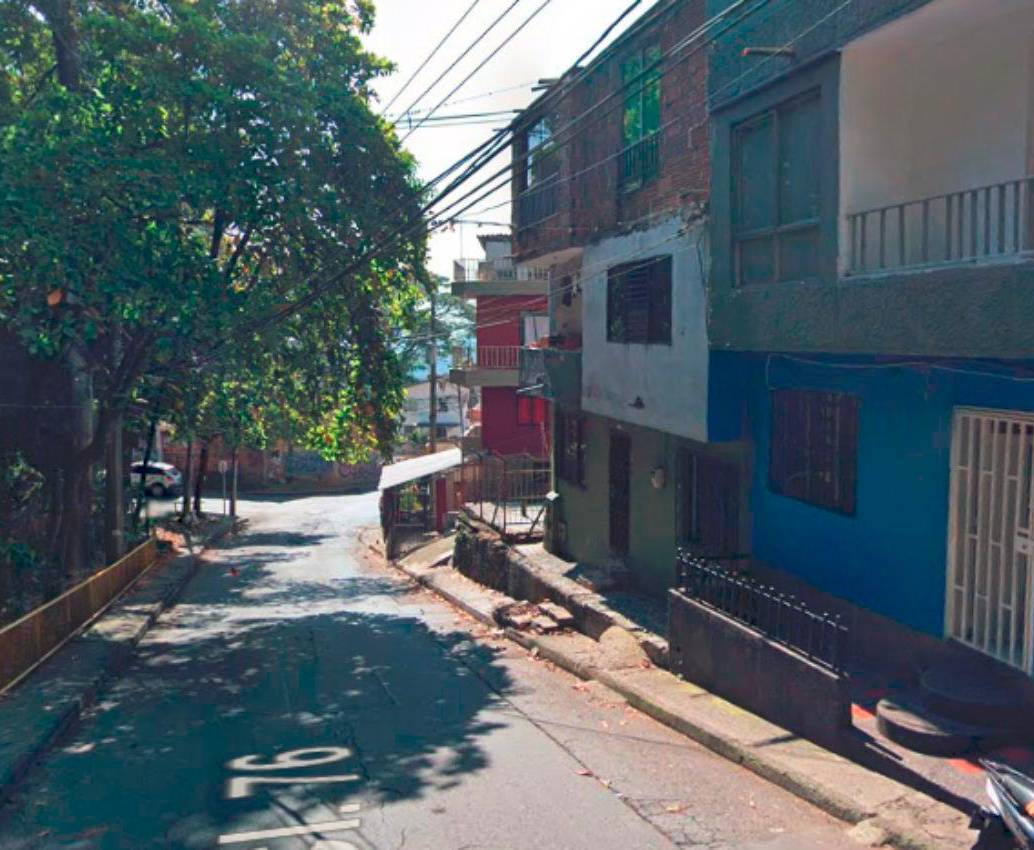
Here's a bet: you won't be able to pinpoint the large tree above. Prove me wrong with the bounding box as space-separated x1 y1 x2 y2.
0 0 426 572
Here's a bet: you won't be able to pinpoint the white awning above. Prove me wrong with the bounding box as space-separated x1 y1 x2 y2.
378 448 462 491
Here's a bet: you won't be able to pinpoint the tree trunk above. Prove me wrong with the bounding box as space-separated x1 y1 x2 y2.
229 448 238 518
193 441 210 516
43 0 82 90
179 440 193 522
132 397 162 528
56 458 91 586
103 417 124 563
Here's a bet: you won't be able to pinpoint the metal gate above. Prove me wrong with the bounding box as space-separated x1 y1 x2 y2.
946 408 1034 671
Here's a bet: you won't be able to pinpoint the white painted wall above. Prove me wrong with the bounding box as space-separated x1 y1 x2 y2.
840 0 1034 270
581 215 710 442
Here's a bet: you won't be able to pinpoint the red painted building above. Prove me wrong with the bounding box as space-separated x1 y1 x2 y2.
451 235 550 459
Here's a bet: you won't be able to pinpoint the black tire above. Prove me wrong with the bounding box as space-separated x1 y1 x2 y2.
148 482 167 499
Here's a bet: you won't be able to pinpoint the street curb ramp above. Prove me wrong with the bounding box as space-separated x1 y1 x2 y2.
0 520 234 806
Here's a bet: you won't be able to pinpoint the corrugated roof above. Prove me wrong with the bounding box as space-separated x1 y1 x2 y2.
378 448 462 491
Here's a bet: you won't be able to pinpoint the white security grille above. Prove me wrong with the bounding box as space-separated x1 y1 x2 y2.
946 408 1034 671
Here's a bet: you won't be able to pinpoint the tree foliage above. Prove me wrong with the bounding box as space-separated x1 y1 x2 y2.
0 0 428 569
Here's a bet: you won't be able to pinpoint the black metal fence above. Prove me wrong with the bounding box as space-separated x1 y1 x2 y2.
676 552 849 673
620 132 660 190
517 179 558 229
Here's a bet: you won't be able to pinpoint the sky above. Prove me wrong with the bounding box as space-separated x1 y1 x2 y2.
363 0 642 278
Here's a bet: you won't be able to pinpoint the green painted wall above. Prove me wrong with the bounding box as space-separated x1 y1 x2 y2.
556 413 681 596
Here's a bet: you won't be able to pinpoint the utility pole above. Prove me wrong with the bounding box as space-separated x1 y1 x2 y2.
428 283 438 454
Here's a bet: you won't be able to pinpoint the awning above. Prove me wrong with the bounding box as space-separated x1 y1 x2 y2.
378 447 462 491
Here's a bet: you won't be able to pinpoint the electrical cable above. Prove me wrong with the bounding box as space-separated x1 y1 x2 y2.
193 0 795 369
393 0 525 129
381 0 487 115
399 0 555 144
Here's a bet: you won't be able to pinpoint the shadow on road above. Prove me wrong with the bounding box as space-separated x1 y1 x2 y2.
0 516 515 849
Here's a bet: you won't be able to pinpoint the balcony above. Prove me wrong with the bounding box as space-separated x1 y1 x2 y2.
619 132 660 192
449 346 521 388
451 258 549 298
519 346 582 409
517 179 558 230
847 177 1034 276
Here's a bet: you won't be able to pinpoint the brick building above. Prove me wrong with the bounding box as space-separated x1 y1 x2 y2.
515 0 718 592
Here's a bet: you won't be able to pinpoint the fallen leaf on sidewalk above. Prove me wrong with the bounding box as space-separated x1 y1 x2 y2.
598 778 612 788
229 567 240 577
665 803 685 814
639 659 652 669
576 768 593 777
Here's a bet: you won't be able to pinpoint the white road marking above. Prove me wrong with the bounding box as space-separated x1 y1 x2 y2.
217 818 361 844
226 774 359 799
338 803 361 815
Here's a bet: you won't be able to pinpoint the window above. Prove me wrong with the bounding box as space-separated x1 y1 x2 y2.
733 92 821 285
526 117 556 187
522 314 550 346
621 45 662 189
517 396 548 426
519 116 559 226
769 389 859 515
556 412 586 487
606 255 672 344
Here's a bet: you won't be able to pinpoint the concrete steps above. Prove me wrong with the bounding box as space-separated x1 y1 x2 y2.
876 661 1033 757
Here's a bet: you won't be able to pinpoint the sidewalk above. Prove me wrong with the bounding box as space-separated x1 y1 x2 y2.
0 519 233 804
375 527 980 850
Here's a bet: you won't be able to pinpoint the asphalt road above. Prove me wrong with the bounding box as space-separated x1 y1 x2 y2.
0 494 865 850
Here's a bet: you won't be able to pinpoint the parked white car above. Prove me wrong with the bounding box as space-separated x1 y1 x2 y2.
128 461 183 498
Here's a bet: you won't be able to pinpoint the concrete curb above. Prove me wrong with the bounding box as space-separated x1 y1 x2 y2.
0 520 234 806
372 533 974 850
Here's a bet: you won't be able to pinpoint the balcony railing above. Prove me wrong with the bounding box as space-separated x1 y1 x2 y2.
456 346 520 371
620 131 661 191
453 258 550 284
517 178 559 229
847 177 1034 275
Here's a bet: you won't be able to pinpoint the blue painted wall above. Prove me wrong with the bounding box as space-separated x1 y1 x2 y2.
713 352 1034 637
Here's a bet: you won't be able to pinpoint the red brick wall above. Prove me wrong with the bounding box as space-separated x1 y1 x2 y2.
515 0 710 262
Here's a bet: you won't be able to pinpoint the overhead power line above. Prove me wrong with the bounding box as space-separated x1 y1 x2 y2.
393 0 526 129
195 0 793 369
399 0 555 144
386 81 538 121
381 0 486 115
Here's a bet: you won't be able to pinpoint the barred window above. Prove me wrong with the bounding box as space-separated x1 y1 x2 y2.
769 389 859 515
606 255 672 345
556 411 586 487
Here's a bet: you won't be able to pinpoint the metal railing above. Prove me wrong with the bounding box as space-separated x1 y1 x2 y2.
847 176 1034 275
453 258 550 283
517 178 559 228
675 553 848 673
0 538 158 693
620 132 661 190
456 346 521 371
461 453 550 541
